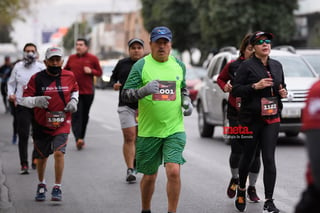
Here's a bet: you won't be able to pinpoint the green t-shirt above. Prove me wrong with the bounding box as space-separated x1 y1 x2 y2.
124 54 186 138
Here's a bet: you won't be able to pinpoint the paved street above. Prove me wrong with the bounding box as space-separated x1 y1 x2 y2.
0 89 308 213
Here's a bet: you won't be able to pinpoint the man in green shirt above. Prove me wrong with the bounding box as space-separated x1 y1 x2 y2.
122 26 193 213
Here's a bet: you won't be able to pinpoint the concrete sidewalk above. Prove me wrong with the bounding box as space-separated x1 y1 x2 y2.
0 105 14 212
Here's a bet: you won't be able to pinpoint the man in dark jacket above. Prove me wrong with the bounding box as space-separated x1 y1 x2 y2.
110 38 144 183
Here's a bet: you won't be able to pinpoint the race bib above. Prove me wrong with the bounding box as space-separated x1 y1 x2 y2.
152 81 176 101
261 97 278 116
46 111 66 128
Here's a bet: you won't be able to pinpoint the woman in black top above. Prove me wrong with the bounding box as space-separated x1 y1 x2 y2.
232 31 287 213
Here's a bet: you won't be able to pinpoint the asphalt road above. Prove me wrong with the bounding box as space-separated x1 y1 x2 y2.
0 89 308 213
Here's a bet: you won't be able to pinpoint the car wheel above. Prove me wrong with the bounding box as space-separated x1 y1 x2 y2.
198 102 214 137
285 131 299 137
222 104 230 144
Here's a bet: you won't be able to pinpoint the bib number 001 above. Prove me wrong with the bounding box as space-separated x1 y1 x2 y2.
152 81 176 101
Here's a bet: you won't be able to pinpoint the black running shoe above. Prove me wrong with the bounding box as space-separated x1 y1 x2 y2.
235 188 246 212
126 168 136 183
35 183 47 201
227 177 238 198
263 199 280 213
51 186 62 201
20 165 29 175
247 186 260 202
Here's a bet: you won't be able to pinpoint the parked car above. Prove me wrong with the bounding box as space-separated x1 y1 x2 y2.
95 59 118 89
196 49 319 140
296 49 320 75
186 66 206 103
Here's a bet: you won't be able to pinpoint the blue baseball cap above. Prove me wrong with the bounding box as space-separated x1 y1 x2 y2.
150 26 172 42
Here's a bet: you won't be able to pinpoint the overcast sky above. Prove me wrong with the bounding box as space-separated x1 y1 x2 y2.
10 0 320 50
11 0 141 49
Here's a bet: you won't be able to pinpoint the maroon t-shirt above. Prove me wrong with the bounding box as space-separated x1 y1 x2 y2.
302 80 320 130
64 52 102 95
23 69 79 135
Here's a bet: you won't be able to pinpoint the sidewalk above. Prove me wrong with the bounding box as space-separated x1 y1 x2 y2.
0 105 14 212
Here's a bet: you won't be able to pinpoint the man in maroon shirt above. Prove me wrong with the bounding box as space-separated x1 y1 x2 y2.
64 38 102 150
21 47 79 202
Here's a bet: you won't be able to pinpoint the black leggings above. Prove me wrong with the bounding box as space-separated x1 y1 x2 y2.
1 82 8 109
229 119 260 173
72 94 94 141
16 105 36 166
238 120 279 199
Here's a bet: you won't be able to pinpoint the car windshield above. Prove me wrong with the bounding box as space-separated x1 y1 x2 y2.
301 55 320 75
272 55 316 77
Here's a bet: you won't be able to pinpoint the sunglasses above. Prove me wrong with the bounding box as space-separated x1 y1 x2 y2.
255 39 271 45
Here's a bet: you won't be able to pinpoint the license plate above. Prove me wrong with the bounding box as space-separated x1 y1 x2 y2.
281 108 301 118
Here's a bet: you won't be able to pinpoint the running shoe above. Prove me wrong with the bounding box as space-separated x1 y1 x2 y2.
247 185 260 202
263 199 280 213
51 186 62 201
235 188 246 212
227 177 238 198
12 135 17 144
126 168 136 183
20 165 29 175
35 183 47 201
76 139 85 150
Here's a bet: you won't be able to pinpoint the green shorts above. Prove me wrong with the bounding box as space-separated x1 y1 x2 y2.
136 132 186 175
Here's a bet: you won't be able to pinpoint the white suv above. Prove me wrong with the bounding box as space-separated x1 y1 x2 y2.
296 49 320 75
196 49 319 139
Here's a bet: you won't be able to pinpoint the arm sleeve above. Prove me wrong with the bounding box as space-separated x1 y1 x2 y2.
20 75 37 108
217 62 231 91
121 62 143 103
109 62 120 86
70 73 79 101
7 66 17 96
91 56 103 77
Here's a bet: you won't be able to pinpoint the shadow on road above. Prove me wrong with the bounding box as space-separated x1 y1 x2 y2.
277 134 306 146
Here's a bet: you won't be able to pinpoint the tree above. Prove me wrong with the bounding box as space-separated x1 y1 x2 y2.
141 0 298 64
141 0 201 59
63 21 89 51
0 0 31 42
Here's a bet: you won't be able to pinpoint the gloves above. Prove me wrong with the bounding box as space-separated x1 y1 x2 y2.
34 96 51 108
64 98 78 113
182 96 193 116
137 80 159 98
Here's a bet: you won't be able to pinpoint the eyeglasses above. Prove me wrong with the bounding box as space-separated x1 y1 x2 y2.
255 39 271 45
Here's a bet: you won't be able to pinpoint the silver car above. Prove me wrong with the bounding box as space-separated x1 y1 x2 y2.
296 49 320 75
196 49 318 139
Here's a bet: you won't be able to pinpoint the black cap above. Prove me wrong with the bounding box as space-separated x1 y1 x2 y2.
250 31 274 45
128 38 144 47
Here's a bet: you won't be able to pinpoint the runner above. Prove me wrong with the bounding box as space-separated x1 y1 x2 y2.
122 26 193 213
20 47 79 202
110 38 145 183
